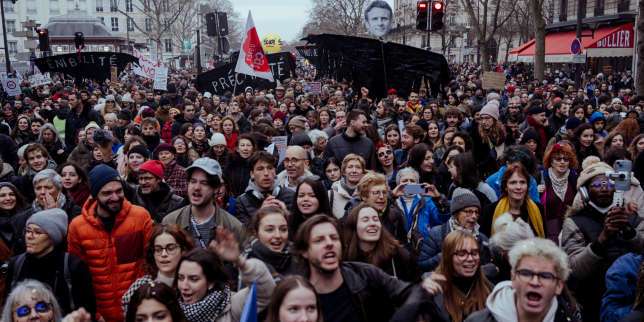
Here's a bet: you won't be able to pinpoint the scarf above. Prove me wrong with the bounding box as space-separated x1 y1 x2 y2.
548 168 569 202
32 193 67 213
448 216 481 239
491 197 545 238
180 285 231 322
66 183 90 208
340 178 356 196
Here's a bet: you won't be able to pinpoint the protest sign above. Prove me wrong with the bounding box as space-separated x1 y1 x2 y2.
133 48 162 79
1 77 22 97
195 52 295 95
34 52 137 81
153 66 168 91
271 136 288 164
29 73 52 87
110 66 118 83
482 71 506 90
304 82 322 94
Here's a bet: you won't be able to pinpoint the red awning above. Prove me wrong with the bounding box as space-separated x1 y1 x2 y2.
510 22 634 61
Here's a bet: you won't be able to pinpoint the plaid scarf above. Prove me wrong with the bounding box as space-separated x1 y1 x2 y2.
181 285 231 322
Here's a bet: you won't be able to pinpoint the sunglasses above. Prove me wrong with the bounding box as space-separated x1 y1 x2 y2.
15 301 51 318
378 150 393 158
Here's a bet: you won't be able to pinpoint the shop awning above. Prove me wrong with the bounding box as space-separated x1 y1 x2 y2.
510 22 634 63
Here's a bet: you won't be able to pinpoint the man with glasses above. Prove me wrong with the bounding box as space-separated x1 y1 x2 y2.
277 146 318 191
131 160 185 222
466 238 576 322
560 158 644 322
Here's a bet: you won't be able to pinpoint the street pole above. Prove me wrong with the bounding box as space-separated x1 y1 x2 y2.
1 0 12 73
196 29 202 74
427 1 432 51
575 0 583 87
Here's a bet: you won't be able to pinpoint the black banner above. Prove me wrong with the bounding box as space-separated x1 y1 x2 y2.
195 52 295 95
34 52 137 81
296 45 320 67
300 34 450 98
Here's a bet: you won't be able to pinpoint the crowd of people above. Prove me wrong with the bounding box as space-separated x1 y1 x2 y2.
0 61 642 322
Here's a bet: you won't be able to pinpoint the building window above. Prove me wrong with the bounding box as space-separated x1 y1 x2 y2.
594 0 604 15
6 20 15 33
127 18 134 31
8 41 17 55
110 0 117 12
111 17 119 31
4 1 15 13
618 0 630 12
126 0 133 12
96 0 103 12
164 39 172 52
145 18 152 31
559 0 567 21
100 17 105 25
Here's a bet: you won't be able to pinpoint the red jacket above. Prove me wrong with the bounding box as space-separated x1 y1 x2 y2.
68 197 153 322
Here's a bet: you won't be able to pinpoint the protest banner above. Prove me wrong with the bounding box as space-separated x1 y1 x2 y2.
271 136 288 164
304 81 322 94
29 73 52 87
1 77 22 97
33 52 137 81
195 52 295 95
153 66 169 91
133 48 162 79
482 71 506 90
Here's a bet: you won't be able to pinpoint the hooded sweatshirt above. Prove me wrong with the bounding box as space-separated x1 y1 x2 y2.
485 281 558 322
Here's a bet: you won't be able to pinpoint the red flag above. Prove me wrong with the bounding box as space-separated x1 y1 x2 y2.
235 12 274 82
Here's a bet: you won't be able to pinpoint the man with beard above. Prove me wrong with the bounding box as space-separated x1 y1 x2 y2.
325 109 376 170
276 146 319 191
131 160 185 222
171 103 197 137
67 164 153 321
294 214 431 322
394 124 424 166
163 157 245 247
561 157 644 322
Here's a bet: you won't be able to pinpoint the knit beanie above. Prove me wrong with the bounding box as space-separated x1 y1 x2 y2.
139 160 165 179
450 188 481 215
480 102 500 121
290 133 313 147
288 115 307 129
565 117 582 130
89 164 121 197
128 144 150 159
576 156 613 189
153 143 175 157
209 133 226 146
26 208 68 246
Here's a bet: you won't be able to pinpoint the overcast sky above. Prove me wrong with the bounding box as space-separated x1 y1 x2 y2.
232 0 396 42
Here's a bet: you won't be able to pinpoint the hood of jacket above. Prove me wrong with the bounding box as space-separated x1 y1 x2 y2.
331 179 354 199
486 281 558 322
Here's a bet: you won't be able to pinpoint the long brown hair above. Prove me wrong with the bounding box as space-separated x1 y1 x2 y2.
435 230 491 322
342 202 399 268
265 276 324 322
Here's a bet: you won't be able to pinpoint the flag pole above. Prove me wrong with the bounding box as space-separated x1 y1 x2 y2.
232 73 238 97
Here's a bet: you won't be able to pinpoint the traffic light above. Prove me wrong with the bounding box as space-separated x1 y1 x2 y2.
416 1 429 31
37 28 50 52
431 0 445 31
74 32 85 51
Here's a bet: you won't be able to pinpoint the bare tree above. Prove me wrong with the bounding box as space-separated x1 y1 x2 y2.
169 0 199 53
299 0 369 38
530 0 546 81
118 0 193 60
460 0 518 71
198 0 242 58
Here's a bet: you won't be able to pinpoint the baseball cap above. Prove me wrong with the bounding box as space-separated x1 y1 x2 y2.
186 157 222 178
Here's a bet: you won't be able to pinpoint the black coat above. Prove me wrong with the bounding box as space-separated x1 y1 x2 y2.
235 187 294 227
131 182 185 223
4 249 97 317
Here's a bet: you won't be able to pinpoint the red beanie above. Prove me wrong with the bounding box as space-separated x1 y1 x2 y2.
139 160 165 179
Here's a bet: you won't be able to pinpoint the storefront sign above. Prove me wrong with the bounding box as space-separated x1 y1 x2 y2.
589 24 634 49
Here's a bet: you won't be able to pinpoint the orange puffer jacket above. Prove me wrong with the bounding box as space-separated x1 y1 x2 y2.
68 197 153 322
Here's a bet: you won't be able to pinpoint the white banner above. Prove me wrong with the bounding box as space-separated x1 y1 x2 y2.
153 66 168 91
1 77 22 97
133 48 162 79
29 73 52 87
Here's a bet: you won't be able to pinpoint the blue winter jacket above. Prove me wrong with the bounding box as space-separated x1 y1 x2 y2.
601 253 642 322
486 165 540 202
397 195 449 242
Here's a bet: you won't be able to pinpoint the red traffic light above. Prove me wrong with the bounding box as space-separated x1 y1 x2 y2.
418 1 428 10
433 1 444 10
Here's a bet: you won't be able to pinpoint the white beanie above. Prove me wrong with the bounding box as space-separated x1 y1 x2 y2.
480 102 500 121
209 133 226 146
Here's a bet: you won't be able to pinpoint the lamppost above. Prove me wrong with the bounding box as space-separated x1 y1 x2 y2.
0 0 16 73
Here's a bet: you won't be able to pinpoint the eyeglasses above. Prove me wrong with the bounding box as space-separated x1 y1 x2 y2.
515 269 559 283
283 158 305 164
453 249 480 260
378 150 393 158
552 156 569 163
154 243 180 255
15 301 52 318
589 180 615 189
369 190 388 197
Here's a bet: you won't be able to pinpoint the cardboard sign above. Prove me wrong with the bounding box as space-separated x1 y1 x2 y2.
1 77 22 97
29 73 52 87
133 48 162 79
272 136 288 164
304 82 322 94
153 66 168 91
110 66 118 83
481 71 506 90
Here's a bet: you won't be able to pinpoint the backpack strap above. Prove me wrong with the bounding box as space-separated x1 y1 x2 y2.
64 253 74 310
10 253 26 289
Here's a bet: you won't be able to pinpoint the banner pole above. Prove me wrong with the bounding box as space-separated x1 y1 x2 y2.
232 72 238 97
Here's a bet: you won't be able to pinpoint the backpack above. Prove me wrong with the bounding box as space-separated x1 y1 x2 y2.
10 253 74 310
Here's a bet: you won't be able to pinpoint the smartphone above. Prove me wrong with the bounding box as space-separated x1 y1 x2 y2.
404 184 425 195
612 160 632 192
